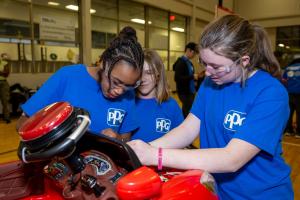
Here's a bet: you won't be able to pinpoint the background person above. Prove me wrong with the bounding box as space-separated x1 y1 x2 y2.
17 27 144 141
173 42 199 118
282 58 300 138
131 49 183 142
128 15 293 200
0 53 11 123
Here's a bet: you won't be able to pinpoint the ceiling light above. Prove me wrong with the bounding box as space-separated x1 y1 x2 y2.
278 43 285 47
48 1 60 6
66 5 96 13
286 46 290 49
130 19 152 24
131 18 145 24
172 27 185 32
66 5 78 11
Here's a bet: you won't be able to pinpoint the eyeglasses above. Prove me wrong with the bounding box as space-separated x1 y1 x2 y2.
109 75 141 91
199 58 241 77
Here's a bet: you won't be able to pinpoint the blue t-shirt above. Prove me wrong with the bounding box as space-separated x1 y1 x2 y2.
21 64 138 134
283 62 300 94
131 97 183 142
191 70 293 200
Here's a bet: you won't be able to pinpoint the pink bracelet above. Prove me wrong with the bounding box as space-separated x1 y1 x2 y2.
158 147 163 171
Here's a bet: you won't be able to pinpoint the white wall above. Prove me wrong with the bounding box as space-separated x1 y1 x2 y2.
265 28 277 51
134 0 218 22
0 43 18 60
92 48 105 64
235 0 300 27
0 0 30 21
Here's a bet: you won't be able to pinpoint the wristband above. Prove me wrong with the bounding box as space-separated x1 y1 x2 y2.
158 147 163 171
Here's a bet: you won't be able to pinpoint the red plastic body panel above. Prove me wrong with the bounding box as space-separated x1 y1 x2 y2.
117 167 218 200
19 102 73 141
20 178 64 200
158 170 218 200
117 166 162 200
0 162 218 200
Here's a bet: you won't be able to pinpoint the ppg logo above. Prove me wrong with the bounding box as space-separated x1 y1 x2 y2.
107 108 125 126
223 110 246 131
156 118 171 133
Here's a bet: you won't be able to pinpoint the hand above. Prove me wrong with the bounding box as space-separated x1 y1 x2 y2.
101 128 119 139
127 140 157 166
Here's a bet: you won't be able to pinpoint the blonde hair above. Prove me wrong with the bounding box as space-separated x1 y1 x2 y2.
200 14 280 86
143 49 170 103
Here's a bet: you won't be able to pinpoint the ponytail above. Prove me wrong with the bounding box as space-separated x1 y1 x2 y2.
200 14 282 85
252 25 281 79
99 26 144 81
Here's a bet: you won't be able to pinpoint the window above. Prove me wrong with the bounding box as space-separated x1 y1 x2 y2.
276 26 300 66
119 0 144 23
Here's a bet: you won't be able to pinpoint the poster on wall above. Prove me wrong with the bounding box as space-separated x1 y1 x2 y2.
40 16 75 42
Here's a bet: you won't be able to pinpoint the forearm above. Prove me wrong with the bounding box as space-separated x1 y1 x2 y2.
157 148 235 173
150 114 199 149
151 139 260 173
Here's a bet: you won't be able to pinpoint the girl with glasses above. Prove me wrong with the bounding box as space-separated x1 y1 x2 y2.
17 27 144 141
128 15 293 199
131 49 184 142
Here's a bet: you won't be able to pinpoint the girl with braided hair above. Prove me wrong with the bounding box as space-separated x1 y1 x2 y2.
17 26 144 141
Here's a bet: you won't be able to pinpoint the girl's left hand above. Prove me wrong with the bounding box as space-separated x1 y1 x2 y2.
127 140 157 166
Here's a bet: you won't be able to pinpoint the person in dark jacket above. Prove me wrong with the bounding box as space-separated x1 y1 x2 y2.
173 42 199 118
282 58 300 138
0 53 11 123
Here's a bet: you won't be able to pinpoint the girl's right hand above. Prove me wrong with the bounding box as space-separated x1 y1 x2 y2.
127 139 157 166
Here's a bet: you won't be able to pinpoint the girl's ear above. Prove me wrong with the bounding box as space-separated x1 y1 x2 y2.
241 55 250 67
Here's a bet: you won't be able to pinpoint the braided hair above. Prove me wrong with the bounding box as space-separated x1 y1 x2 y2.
98 26 144 81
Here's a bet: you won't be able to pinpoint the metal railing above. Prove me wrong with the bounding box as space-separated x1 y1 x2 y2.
9 61 73 73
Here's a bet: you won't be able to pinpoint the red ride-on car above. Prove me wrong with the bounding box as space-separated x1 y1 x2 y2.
0 102 218 200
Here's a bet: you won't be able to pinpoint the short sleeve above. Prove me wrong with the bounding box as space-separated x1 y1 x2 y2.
234 85 289 156
21 69 65 116
117 95 139 134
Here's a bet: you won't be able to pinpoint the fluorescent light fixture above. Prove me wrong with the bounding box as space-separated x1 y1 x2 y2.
48 1 60 6
278 43 285 47
131 18 145 24
66 5 96 13
172 27 185 32
90 9 96 14
66 5 78 11
130 18 151 24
